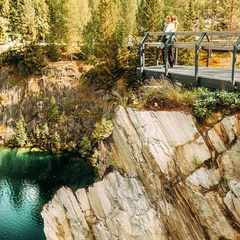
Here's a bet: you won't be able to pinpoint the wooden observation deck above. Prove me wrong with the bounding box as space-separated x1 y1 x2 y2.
137 31 240 90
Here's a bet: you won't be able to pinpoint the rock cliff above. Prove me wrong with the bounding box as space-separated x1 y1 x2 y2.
41 106 240 240
0 61 113 151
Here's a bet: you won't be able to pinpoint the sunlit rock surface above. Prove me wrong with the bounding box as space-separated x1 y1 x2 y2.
42 171 166 240
42 107 240 240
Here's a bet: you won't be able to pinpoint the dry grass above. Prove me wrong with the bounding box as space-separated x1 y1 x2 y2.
140 79 195 113
199 51 239 68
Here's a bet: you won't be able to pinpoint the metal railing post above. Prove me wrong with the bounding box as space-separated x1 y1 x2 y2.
139 33 149 76
231 36 240 88
195 32 206 85
205 34 211 67
174 47 178 65
156 34 162 66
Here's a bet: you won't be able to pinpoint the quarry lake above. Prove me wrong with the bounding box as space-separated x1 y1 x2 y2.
0 147 95 240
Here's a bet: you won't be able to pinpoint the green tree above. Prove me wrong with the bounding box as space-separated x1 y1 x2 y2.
92 118 113 141
47 0 67 44
78 136 92 157
53 131 61 149
113 0 139 47
0 17 9 44
88 0 100 11
11 114 27 147
47 96 60 123
8 0 49 42
82 10 98 62
18 43 46 75
32 0 50 42
96 0 119 88
41 123 49 140
0 0 10 17
182 0 196 31
136 0 163 35
83 0 119 88
8 0 25 41
62 0 90 57
0 0 10 43
225 0 240 31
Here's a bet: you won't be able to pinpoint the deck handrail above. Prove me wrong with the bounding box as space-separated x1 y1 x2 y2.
139 31 240 88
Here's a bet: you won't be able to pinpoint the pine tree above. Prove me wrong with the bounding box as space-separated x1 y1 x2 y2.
0 0 10 17
62 0 90 58
114 0 139 47
47 96 60 123
82 12 98 62
7 0 49 42
182 0 196 31
226 0 240 31
8 0 25 41
11 114 27 147
136 0 163 35
33 0 50 42
47 0 67 44
0 0 10 43
83 0 119 88
96 0 119 88
53 131 61 149
0 17 9 44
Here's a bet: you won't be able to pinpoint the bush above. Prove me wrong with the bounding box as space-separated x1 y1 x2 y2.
2 47 24 66
2 43 46 75
92 118 114 141
78 136 92 157
193 88 240 121
46 44 62 62
9 115 27 147
142 81 240 123
19 43 46 75
47 97 60 123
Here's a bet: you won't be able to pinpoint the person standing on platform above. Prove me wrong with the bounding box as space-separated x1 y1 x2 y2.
162 15 176 68
172 14 179 31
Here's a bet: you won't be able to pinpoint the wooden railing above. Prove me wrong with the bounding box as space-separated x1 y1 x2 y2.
139 31 240 86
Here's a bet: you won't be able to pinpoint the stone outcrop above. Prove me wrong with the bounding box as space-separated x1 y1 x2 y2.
42 171 167 240
41 106 240 240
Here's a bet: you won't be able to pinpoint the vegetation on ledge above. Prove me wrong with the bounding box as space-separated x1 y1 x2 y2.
138 78 240 126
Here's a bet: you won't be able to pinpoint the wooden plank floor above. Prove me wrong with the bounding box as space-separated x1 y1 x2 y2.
140 65 240 90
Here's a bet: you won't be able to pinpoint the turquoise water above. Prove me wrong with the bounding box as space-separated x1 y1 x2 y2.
0 148 95 240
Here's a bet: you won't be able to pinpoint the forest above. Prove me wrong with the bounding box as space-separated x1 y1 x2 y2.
0 0 240 88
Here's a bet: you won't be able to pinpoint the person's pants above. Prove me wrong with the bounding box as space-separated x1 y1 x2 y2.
162 46 174 66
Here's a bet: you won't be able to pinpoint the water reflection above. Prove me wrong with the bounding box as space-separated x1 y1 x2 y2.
0 147 95 240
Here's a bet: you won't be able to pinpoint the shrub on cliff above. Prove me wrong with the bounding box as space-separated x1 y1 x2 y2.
142 79 240 123
193 88 240 121
47 97 60 123
92 118 114 141
2 43 46 76
8 115 28 147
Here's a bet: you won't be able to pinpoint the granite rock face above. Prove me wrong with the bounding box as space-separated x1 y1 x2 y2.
42 171 166 240
41 106 240 240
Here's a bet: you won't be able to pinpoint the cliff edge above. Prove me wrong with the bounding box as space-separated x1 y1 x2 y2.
41 106 240 240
